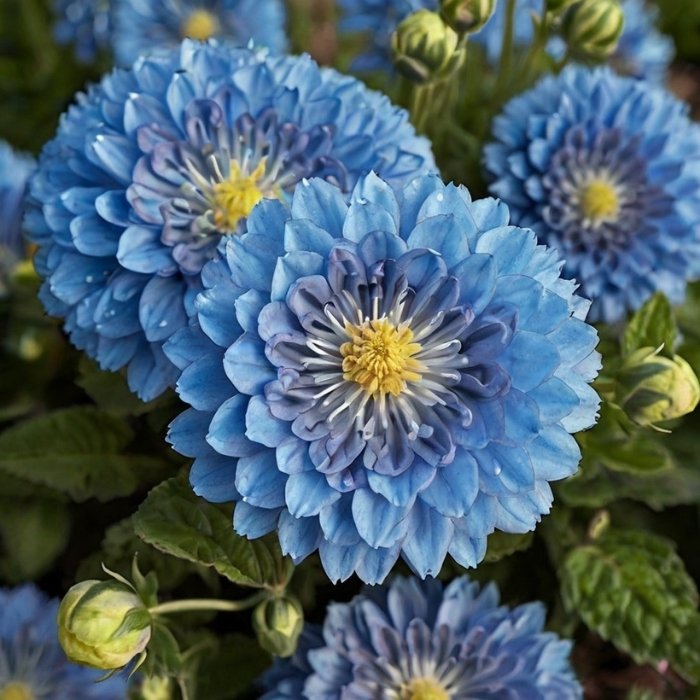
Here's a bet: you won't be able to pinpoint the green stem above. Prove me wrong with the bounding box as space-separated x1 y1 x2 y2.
493 0 516 103
149 591 266 616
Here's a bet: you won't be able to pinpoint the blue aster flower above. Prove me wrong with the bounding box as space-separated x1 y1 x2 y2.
0 141 34 262
0 584 127 699
112 0 287 67
485 66 700 323
261 575 582 698
53 0 112 63
26 41 434 401
166 172 600 584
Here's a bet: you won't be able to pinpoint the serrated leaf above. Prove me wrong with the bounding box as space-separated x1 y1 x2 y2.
0 498 70 581
484 531 534 563
133 477 293 590
0 407 169 501
622 293 676 358
561 528 700 681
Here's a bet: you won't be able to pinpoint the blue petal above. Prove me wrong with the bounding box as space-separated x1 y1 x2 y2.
285 470 341 517
139 275 187 342
235 449 287 508
278 511 322 561
177 352 232 412
290 178 348 237
245 394 291 448
418 453 479 518
190 452 239 503
223 333 276 395
352 488 410 549
207 395 260 458
233 502 281 538
402 501 453 578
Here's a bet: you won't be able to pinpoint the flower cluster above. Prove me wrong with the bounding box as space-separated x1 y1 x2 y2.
261 575 582 699
53 0 112 63
485 65 700 322
0 584 128 699
112 0 288 66
26 40 434 400
167 172 600 584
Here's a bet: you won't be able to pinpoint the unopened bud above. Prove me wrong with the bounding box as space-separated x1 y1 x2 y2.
57 580 152 670
253 595 303 658
617 346 700 428
391 10 463 84
440 0 495 33
561 0 624 60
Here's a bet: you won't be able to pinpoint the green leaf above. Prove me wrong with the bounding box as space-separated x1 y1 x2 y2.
133 477 293 590
0 498 70 581
600 436 673 474
77 518 216 592
484 531 534 563
0 407 168 501
561 528 700 681
622 293 676 358
195 635 270 699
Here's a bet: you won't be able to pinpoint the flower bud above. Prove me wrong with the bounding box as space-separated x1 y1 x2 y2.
253 595 303 658
616 347 700 428
57 580 152 670
391 10 463 84
439 0 495 33
561 0 624 60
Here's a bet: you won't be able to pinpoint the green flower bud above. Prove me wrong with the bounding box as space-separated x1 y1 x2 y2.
439 0 495 33
561 0 624 60
137 676 174 700
391 10 463 84
57 580 152 670
617 347 700 428
253 595 303 658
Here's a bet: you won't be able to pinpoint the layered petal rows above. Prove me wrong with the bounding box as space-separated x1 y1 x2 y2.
166 172 600 584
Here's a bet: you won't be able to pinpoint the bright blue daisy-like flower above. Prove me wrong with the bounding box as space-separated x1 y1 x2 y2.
485 65 700 323
166 172 599 584
112 0 287 66
53 0 112 63
0 584 127 699
261 575 582 698
26 40 434 401
0 141 34 262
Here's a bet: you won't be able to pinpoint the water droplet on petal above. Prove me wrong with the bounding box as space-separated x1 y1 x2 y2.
436 193 444 202
494 465 502 476
158 320 168 328
85 275 94 283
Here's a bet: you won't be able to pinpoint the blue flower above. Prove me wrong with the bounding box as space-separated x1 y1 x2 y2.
485 66 700 323
112 0 287 66
53 0 112 63
26 41 434 401
613 0 674 83
0 141 34 262
0 584 128 699
166 172 599 584
261 575 582 698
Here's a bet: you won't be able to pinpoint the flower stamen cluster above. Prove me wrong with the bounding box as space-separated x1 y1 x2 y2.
181 9 219 40
211 160 270 233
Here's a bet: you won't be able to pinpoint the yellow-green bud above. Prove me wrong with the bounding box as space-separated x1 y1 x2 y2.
57 580 152 670
439 0 495 33
561 0 624 60
617 347 700 428
391 10 463 84
137 676 174 700
253 595 303 658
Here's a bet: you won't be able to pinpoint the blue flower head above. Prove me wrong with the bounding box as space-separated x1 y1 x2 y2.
26 41 434 401
0 141 34 262
485 65 700 323
0 584 127 699
261 575 582 698
53 0 112 63
166 172 600 584
112 0 288 66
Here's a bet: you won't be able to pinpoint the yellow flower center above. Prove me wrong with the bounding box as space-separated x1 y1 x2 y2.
0 683 36 700
181 9 219 40
212 160 268 232
579 179 620 223
340 317 423 397
400 677 450 700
